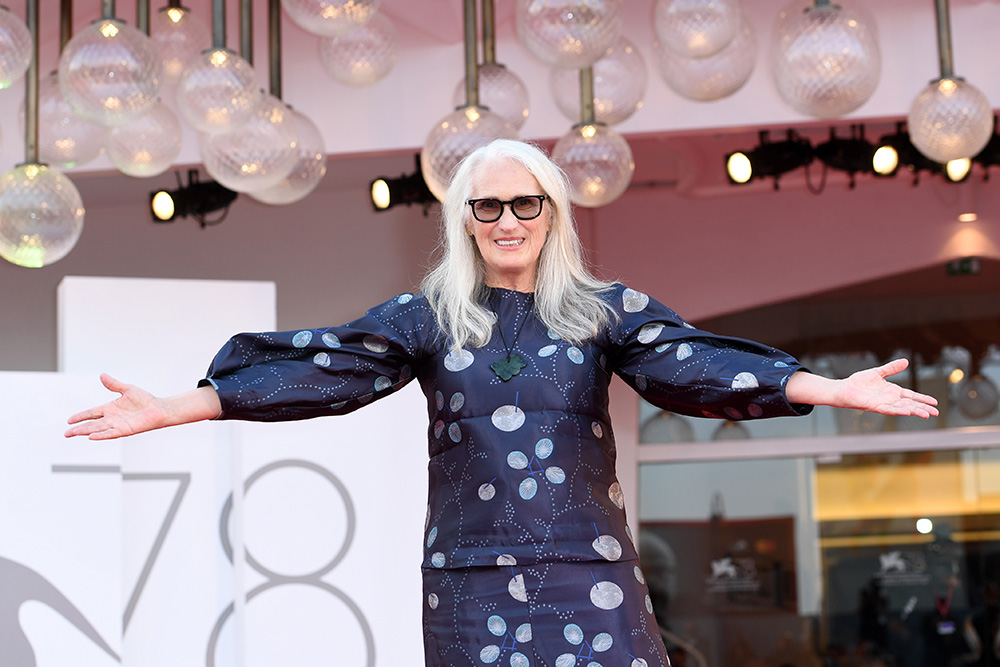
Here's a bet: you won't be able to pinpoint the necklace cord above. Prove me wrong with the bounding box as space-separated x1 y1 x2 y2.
490 292 534 362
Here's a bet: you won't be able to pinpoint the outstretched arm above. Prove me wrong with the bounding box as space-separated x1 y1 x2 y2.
785 358 938 418
65 373 222 440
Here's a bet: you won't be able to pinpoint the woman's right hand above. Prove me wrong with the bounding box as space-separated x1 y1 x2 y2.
65 373 221 440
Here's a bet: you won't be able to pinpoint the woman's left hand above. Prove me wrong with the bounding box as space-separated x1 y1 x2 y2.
786 359 939 418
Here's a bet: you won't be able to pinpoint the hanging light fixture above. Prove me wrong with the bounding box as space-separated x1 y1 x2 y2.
280 0 379 37
453 0 530 131
654 14 755 102
31 0 109 169
0 0 85 268
725 130 813 188
251 0 328 205
200 0 297 193
151 0 211 85
653 0 741 58
771 0 881 119
551 66 635 207
0 4 31 88
421 0 514 203
516 0 623 69
907 0 993 164
176 0 260 134
58 0 162 127
639 410 695 443
550 35 647 126
317 11 397 86
106 0 183 178
955 355 999 420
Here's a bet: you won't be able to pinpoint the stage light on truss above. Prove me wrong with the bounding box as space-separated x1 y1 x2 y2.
725 130 813 188
369 155 438 212
150 169 237 226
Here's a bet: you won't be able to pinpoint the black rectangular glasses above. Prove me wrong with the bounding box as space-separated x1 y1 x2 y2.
467 195 547 223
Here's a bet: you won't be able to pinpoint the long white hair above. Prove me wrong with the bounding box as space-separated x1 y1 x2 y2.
421 139 616 350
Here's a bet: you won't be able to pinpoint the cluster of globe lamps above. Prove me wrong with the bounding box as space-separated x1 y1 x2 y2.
1 0 995 268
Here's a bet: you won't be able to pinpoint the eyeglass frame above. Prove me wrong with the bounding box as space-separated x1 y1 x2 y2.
466 195 548 223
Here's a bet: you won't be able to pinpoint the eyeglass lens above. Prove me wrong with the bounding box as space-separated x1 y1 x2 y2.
471 196 544 222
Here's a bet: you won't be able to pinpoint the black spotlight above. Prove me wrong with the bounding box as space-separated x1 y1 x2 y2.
370 154 438 213
814 125 877 189
873 122 939 182
150 169 238 226
726 130 814 189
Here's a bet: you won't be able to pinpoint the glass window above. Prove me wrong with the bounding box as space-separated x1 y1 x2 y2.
638 446 1000 666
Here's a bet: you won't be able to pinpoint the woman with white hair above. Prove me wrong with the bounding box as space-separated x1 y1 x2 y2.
67 139 937 666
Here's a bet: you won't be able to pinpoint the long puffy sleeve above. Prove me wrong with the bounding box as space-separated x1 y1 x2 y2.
200 293 439 421
604 284 812 420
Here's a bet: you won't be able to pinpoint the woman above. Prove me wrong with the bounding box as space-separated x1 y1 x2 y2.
67 139 937 667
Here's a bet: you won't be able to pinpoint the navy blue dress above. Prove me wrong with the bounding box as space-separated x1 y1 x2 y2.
201 284 810 667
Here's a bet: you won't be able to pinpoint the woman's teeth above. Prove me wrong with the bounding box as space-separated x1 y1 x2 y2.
495 239 524 247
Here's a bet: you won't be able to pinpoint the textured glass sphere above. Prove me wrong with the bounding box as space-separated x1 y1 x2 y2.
0 164 85 268
771 1 880 118
251 108 327 205
908 78 994 163
655 17 755 101
550 36 646 126
956 374 999 420
34 70 109 168
176 48 261 134
152 6 211 85
453 64 531 131
318 12 396 86
421 106 516 202
58 19 162 127
106 100 182 178
516 0 623 69
653 0 740 58
0 6 32 89
639 411 694 443
281 0 380 37
200 93 298 193
551 123 634 207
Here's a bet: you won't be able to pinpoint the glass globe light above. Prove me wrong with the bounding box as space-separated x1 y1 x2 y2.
251 108 327 205
712 420 750 441
771 0 881 118
550 36 647 126
318 12 397 86
420 106 516 202
0 164 85 268
453 64 531 131
639 411 694 443
58 19 162 128
516 0 623 69
655 16 756 102
32 70 109 168
551 123 634 207
200 93 298 193
908 78 993 163
0 5 32 89
653 0 740 58
956 374 999 420
151 6 212 85
280 0 380 37
176 48 261 134
106 100 182 178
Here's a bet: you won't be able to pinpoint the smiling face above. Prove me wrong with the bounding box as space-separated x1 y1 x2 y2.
468 158 551 292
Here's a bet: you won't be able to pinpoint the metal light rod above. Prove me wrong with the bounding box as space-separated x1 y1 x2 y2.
481 0 495 66
463 0 478 107
101 0 114 20
579 67 595 125
240 0 252 64
26 0 39 163
59 0 71 51
137 0 148 35
934 0 955 79
212 0 225 50
269 0 281 98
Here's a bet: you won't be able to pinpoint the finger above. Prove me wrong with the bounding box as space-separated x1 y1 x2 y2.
878 358 909 379
67 406 104 425
65 420 109 438
99 373 128 394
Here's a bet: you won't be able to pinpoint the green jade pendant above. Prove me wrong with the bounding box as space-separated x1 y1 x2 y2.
491 352 527 381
